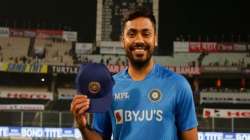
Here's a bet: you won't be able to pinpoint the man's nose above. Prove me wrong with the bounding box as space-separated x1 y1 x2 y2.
134 34 144 44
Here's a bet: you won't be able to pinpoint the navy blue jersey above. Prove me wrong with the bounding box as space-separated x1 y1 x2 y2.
92 64 198 140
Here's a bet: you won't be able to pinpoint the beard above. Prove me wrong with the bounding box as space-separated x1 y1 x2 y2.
125 43 154 70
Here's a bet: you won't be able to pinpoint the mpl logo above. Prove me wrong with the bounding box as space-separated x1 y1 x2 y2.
114 92 129 101
114 109 123 124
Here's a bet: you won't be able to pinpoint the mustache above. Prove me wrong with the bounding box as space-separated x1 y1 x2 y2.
129 43 150 51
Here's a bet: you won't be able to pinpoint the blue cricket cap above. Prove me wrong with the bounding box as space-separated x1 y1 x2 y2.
75 63 114 112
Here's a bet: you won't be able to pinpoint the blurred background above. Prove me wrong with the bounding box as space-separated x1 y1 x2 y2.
0 0 249 139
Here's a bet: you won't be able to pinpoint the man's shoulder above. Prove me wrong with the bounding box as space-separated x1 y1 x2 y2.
155 64 188 84
154 64 175 78
112 69 127 81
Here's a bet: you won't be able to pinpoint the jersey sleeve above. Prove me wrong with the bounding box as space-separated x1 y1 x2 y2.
91 111 112 139
175 77 198 132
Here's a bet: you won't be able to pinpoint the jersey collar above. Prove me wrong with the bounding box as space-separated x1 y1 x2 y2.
123 64 157 81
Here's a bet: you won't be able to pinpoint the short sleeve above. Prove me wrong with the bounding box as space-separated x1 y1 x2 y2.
91 111 112 139
175 78 198 132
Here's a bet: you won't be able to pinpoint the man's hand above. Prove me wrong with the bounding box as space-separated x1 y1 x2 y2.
70 94 90 129
71 95 104 140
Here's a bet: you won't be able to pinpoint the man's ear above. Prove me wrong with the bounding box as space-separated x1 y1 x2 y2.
120 35 125 49
155 34 158 48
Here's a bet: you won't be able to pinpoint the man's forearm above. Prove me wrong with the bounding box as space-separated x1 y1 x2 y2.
79 127 103 140
181 128 198 140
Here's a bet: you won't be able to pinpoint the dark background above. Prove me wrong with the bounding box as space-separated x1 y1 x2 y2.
0 0 249 55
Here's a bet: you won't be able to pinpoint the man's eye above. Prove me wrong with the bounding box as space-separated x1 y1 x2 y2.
143 32 152 37
127 32 135 37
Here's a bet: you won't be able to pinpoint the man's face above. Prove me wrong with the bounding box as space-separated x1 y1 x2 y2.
122 17 157 68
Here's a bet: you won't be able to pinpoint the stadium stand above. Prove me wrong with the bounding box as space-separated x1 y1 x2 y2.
33 39 73 65
202 52 250 67
0 37 30 63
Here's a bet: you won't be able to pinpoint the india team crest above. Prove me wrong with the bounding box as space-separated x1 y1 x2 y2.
88 81 101 94
148 89 162 103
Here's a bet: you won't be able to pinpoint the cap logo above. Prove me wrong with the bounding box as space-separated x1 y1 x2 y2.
88 81 101 94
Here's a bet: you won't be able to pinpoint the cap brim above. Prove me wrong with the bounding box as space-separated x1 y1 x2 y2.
87 90 113 113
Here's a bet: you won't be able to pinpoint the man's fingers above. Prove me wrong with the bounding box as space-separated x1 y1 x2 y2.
74 100 90 114
71 95 88 110
78 104 90 114
72 95 88 104
73 94 88 99
71 100 89 114
70 96 90 115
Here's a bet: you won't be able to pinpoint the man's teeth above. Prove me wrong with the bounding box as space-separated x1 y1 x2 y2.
134 49 145 52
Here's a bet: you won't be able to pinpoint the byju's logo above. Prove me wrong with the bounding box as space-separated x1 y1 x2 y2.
114 109 123 124
114 109 163 124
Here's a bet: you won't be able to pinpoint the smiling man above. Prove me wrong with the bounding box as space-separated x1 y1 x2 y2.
71 6 198 140
123 16 156 70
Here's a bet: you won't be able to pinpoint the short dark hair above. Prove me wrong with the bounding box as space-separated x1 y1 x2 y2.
122 6 156 33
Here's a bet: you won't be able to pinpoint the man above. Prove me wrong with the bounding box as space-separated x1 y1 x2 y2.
71 7 198 140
